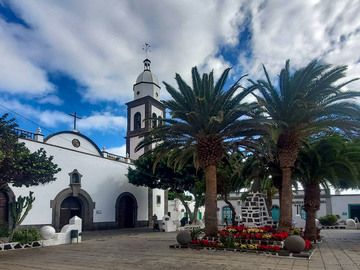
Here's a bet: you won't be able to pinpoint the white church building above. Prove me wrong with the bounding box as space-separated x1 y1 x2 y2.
0 58 166 231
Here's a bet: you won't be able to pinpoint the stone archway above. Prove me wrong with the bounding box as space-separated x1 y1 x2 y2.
51 188 95 231
115 192 138 228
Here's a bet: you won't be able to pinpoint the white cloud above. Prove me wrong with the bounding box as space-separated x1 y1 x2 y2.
2 0 360 104
0 19 54 95
237 0 360 90
77 113 127 133
37 95 63 105
3 0 244 102
0 98 126 132
106 144 127 157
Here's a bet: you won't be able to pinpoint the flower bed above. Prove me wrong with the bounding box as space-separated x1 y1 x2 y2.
171 225 314 259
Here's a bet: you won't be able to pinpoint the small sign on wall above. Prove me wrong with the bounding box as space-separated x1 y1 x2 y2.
96 210 102 214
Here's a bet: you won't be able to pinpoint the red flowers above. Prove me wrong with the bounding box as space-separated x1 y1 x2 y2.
258 245 281 252
304 240 312 250
272 232 289 241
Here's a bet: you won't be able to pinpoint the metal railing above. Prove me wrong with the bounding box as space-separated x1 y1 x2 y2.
102 151 132 164
14 128 35 140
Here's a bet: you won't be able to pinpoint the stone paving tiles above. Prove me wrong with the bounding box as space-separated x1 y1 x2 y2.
0 229 359 270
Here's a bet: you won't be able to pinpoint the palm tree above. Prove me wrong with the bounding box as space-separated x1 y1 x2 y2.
251 60 360 232
137 67 264 236
295 136 360 240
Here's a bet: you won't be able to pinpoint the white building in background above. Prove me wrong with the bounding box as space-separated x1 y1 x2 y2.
216 190 360 228
0 58 166 231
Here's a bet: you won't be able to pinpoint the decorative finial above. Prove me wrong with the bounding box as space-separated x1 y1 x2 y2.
142 43 151 71
142 43 151 58
35 127 42 134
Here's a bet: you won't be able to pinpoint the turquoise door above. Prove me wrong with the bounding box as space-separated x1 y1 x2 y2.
222 206 232 224
271 206 280 222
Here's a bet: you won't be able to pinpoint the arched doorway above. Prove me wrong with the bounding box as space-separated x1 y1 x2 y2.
116 193 137 228
51 188 95 231
0 191 9 226
59 196 82 229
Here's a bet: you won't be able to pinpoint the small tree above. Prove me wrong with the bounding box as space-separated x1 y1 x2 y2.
128 152 204 223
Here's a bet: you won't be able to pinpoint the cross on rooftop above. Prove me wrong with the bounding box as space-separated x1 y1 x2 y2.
68 112 82 131
142 43 151 58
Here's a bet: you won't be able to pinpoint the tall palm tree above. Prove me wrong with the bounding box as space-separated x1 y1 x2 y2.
295 136 360 240
251 60 360 232
137 67 264 236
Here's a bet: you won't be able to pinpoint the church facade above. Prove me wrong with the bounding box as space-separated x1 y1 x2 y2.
0 59 166 231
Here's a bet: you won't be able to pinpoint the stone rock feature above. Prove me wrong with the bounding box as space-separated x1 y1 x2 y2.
176 230 192 245
40 226 56 240
241 193 273 227
284 235 305 253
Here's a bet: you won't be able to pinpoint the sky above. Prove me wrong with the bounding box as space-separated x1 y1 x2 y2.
1 0 360 160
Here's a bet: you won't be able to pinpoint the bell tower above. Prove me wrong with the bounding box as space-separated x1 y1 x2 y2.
126 58 165 160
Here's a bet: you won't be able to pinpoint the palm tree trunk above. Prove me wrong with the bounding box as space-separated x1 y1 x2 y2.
266 189 273 216
304 182 320 241
272 176 282 213
279 167 293 232
192 205 199 224
204 165 218 236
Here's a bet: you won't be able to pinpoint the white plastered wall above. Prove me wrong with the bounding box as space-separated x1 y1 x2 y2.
12 139 149 225
331 195 360 220
129 136 144 160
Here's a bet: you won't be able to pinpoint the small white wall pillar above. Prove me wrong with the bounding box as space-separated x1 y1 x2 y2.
34 127 44 142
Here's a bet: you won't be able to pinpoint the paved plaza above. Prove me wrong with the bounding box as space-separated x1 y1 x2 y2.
0 229 359 270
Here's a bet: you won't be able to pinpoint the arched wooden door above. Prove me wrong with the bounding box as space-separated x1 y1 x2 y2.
59 196 82 229
116 193 137 228
0 191 8 226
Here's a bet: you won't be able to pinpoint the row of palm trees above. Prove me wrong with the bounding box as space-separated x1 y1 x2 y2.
137 59 360 237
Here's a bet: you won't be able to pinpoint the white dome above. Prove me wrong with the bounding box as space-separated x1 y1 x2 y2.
135 70 160 86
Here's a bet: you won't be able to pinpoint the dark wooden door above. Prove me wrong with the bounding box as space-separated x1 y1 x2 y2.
117 196 135 228
0 191 8 226
60 197 82 229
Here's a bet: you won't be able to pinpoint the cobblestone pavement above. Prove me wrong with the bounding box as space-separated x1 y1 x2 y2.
0 229 359 270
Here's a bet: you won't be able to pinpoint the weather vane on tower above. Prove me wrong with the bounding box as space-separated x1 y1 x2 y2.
142 43 151 70
142 43 151 58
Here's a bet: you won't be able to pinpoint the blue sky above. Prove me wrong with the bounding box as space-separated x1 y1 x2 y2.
1 0 360 157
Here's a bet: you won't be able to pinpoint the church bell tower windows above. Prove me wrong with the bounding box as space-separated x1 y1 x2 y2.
152 113 157 128
134 112 142 130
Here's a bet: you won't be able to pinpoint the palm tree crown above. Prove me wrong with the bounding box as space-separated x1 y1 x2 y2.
251 60 360 231
295 136 360 240
137 67 263 236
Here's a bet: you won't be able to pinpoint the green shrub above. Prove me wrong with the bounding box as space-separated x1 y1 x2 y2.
12 228 40 244
0 225 9 237
319 215 338 226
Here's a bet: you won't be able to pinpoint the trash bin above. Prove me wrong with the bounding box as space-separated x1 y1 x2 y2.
70 229 79 243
